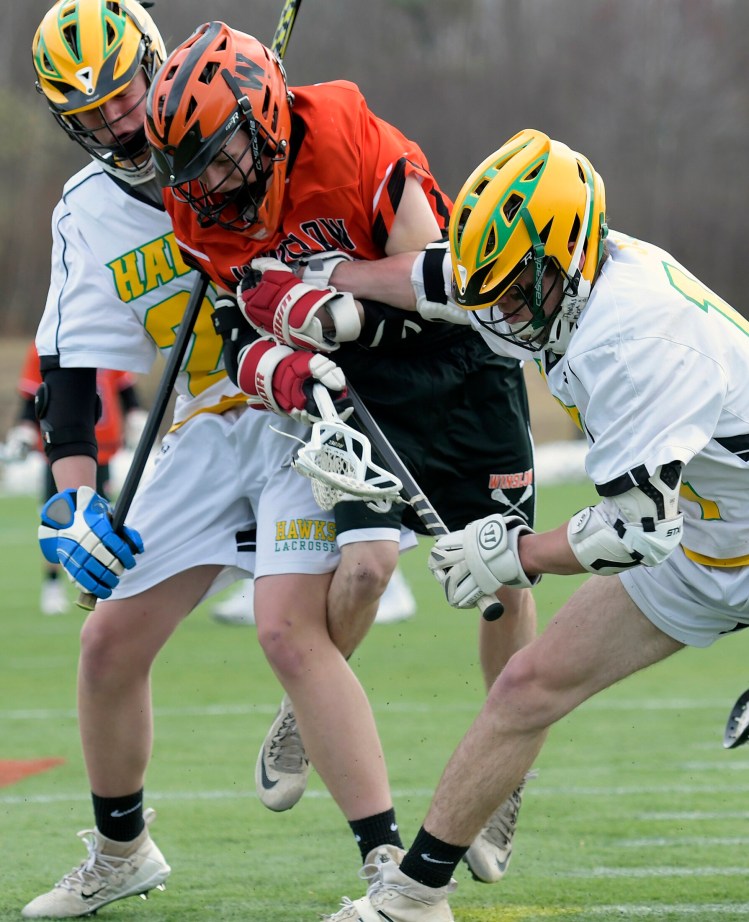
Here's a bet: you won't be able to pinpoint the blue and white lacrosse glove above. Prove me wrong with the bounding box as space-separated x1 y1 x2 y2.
411 240 471 325
428 513 539 609
38 487 144 600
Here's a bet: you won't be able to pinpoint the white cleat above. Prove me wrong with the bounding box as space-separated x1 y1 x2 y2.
463 769 537 883
324 854 456 921
255 695 311 811
374 567 417 625
22 808 170 918
211 579 255 625
360 844 406 883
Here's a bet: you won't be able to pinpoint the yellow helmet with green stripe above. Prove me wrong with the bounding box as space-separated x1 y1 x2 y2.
450 129 607 353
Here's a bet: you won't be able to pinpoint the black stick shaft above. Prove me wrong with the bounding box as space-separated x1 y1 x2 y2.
346 385 505 622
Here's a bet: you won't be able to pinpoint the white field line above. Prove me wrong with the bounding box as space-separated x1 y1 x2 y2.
580 906 749 918
615 836 749 847
563 867 747 879
0 698 742 722
639 810 749 820
5 780 749 807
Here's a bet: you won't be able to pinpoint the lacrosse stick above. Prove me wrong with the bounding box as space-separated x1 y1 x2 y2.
345 385 505 622
293 384 404 512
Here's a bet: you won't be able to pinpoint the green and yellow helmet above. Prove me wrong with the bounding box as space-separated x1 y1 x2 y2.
32 0 166 181
450 129 607 353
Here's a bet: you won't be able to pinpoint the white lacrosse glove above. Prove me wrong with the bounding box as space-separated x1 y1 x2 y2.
124 408 149 451
237 257 362 352
2 421 38 461
428 513 539 609
411 240 471 325
38 486 144 600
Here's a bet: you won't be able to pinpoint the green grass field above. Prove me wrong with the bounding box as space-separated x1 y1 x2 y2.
3 482 749 921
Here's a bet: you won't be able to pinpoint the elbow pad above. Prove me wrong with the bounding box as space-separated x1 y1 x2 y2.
568 462 684 574
359 299 427 349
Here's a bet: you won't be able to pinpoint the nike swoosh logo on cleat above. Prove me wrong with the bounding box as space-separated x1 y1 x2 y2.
259 755 279 790
80 887 107 900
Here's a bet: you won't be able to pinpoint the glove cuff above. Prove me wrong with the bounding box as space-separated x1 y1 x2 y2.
301 252 353 287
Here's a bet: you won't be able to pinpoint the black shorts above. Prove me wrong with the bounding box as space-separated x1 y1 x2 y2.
335 330 535 536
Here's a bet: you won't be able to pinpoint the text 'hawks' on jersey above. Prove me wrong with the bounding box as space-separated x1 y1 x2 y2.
35 162 246 425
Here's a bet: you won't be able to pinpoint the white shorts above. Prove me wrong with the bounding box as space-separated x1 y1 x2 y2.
620 546 749 647
111 407 414 602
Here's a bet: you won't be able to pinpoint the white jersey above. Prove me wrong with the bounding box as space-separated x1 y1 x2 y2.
35 162 244 425
474 230 749 567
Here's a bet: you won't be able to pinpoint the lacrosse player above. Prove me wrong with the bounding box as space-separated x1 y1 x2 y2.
318 128 749 921
145 20 539 889
23 1 417 917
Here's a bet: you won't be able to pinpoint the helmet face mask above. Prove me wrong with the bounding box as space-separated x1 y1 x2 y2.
166 122 284 231
32 0 166 184
146 22 292 235
450 129 607 355
467 251 569 353
57 70 151 177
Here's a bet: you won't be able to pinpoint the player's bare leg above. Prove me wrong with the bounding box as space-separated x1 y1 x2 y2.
325 578 685 922
327 540 400 656
255 570 395 822
23 565 222 919
426 577 683 845
466 584 537 881
78 565 222 793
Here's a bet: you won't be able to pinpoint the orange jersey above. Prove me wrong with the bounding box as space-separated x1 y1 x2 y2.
167 81 452 288
19 342 136 463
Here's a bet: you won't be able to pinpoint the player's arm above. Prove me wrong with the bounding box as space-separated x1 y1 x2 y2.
324 175 441 310
35 360 143 599
301 177 467 324
429 463 685 609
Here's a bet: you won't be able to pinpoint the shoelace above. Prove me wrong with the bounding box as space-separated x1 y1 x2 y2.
269 710 308 773
483 769 538 847
56 830 132 894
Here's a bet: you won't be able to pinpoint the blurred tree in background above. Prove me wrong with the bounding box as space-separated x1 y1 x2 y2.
2 0 747 336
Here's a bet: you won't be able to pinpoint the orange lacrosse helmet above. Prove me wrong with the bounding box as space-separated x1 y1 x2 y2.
146 21 292 232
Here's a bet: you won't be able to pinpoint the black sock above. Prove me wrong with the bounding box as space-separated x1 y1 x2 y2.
349 808 403 862
399 827 467 888
92 789 145 842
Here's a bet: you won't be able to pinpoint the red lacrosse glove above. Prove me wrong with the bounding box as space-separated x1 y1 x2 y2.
236 336 350 424
237 257 361 352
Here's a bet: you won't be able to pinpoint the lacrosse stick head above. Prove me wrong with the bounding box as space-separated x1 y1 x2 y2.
293 417 403 512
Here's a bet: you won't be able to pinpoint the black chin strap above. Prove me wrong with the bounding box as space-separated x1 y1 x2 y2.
221 68 265 183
